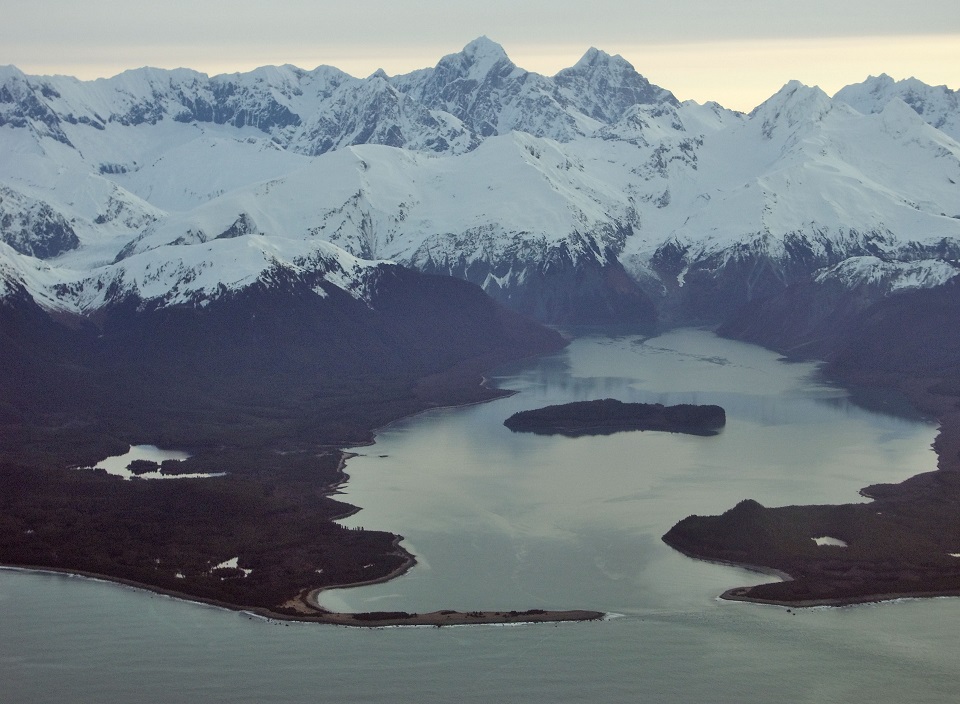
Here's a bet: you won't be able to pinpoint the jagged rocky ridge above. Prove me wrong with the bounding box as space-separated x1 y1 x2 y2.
1 37 959 325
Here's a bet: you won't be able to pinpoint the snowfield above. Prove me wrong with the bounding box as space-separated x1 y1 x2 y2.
2 38 959 319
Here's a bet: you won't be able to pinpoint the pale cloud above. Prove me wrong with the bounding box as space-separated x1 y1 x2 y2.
6 0 958 45
2 1 959 111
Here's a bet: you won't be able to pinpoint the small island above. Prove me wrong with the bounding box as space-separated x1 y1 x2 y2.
504 399 726 437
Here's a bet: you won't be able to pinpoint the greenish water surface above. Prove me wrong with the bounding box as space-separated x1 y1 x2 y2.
2 328 956 704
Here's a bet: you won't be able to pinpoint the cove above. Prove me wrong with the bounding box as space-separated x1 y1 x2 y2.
320 327 938 614
3 327 958 704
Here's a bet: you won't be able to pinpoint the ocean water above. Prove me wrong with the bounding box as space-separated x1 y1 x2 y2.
3 328 957 704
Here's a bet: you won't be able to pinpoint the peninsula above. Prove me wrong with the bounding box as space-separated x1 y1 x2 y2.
504 399 726 437
0 265 596 625
662 370 960 607
662 279 960 607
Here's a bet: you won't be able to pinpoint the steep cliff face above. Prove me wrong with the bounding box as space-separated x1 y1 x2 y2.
0 186 79 258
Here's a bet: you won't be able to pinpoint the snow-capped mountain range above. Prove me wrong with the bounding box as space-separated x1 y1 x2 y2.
2 37 959 323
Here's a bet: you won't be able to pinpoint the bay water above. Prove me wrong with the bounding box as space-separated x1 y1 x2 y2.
2 328 958 703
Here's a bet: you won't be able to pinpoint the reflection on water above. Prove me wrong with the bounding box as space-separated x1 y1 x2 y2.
321 328 937 614
82 444 223 480
2 327 954 704
85 444 190 480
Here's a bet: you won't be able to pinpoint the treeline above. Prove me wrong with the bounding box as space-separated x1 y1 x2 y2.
0 266 566 611
0 456 409 608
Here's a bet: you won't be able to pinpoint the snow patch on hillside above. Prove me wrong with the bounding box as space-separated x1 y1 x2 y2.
2 41 960 319
816 256 960 292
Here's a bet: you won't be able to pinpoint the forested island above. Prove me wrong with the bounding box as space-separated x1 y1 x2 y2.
504 399 726 437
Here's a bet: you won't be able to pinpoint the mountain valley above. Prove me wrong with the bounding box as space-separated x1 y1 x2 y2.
3 37 960 610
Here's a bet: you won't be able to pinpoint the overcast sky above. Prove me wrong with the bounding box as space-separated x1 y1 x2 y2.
3 0 959 111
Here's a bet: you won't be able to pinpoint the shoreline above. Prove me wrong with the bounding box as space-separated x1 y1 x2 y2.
334 337 573 454
662 355 960 607
337 387 520 454
0 352 608 629
301 371 605 626
664 544 795 584
0 563 604 628
669 525 960 609
719 585 960 608
301 534 419 613
281 349 605 626
0 279 583 628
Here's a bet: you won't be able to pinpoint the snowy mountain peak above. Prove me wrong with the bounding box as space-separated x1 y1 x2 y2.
108 65 209 91
880 95 927 123
0 66 74 145
393 38 574 140
2 45 959 325
428 36 518 85
750 81 833 138
572 47 625 70
834 75 960 141
0 64 28 83
0 66 31 102
555 46 677 124
459 36 511 67
753 80 831 113
856 73 954 99
861 73 896 93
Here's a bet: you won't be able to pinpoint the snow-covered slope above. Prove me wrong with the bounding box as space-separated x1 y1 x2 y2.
835 74 960 142
0 227 393 315
816 256 960 294
2 39 960 324
0 36 676 159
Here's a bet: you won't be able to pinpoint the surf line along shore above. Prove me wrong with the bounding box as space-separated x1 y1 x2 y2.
1 464 603 629
286 536 605 627
0 562 604 628
0 375 605 628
